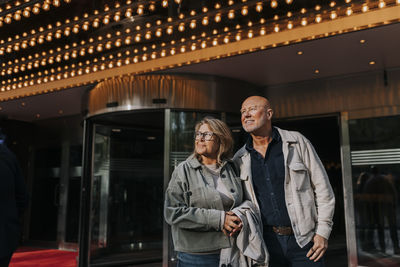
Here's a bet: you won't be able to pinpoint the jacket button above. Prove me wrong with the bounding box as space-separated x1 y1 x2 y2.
230 189 235 193
188 191 192 196
221 174 226 178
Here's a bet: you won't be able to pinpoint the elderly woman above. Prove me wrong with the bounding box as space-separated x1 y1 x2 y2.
164 117 243 267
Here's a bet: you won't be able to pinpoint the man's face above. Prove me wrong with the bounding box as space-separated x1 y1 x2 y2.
240 98 271 134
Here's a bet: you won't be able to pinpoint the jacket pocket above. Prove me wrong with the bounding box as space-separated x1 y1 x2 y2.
289 162 311 191
188 187 207 208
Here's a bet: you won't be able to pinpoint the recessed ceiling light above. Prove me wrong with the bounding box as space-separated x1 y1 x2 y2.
369 61 376 65
21 102 26 107
314 69 320 74
35 114 40 118
58 110 64 114
297 51 303 55
360 39 366 44
0 107 2 111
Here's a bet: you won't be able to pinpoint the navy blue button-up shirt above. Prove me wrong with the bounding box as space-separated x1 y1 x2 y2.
245 128 291 226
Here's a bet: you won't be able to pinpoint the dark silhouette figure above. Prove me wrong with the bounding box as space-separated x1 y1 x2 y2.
0 129 28 267
355 172 371 251
363 166 400 254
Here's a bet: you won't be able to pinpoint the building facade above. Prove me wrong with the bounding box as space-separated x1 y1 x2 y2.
0 0 400 266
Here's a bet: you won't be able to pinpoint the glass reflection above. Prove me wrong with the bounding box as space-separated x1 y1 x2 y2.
350 116 400 266
90 124 164 265
170 111 220 167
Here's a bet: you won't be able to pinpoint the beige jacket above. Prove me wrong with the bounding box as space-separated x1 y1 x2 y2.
220 200 269 267
233 127 335 247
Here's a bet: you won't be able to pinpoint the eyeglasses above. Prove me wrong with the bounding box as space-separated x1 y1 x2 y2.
240 105 266 115
195 131 214 141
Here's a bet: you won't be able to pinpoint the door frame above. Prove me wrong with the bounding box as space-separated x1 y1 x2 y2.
79 109 167 267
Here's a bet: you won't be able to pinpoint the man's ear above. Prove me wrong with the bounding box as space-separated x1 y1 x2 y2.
266 108 273 120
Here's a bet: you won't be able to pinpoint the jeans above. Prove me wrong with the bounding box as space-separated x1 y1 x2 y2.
264 229 325 267
177 252 220 267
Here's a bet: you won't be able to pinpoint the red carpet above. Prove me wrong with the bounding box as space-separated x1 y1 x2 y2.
9 247 78 267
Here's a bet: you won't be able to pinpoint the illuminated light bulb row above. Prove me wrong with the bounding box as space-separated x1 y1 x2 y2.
0 4 159 55
2 24 277 91
0 3 270 59
3 31 219 85
2 19 305 86
0 0 68 27
1 0 377 87
0 0 302 55
2 1 364 74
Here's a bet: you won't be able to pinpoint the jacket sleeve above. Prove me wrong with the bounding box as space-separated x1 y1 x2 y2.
164 168 223 231
302 139 335 240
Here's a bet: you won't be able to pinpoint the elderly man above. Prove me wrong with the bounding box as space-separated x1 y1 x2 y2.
233 96 335 267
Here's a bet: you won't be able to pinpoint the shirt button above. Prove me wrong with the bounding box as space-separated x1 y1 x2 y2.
270 192 274 196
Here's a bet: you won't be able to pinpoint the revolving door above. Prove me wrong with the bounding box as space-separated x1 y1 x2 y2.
78 75 254 267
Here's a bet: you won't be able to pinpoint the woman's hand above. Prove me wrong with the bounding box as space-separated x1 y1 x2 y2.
222 211 242 237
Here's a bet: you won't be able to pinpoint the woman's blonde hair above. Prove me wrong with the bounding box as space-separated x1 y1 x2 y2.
194 117 234 166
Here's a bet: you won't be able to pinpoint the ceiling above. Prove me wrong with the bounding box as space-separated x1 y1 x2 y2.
1 21 399 122
161 22 400 86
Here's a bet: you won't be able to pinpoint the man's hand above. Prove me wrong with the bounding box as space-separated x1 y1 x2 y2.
222 211 242 237
306 234 328 262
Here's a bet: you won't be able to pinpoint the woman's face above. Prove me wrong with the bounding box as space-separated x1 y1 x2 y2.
195 124 220 159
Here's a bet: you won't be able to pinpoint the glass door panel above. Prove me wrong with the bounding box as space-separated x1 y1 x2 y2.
170 111 220 167
349 115 400 266
89 119 164 266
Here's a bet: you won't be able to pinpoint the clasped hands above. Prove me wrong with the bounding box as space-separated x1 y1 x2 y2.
222 211 242 237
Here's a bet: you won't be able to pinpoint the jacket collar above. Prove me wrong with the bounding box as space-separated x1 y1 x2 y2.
236 126 298 159
187 154 233 169
275 126 297 144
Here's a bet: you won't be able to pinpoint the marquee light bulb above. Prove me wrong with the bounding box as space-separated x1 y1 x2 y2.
228 10 235 19
125 8 132 17
241 6 248 16
137 5 144 15
256 2 263 12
